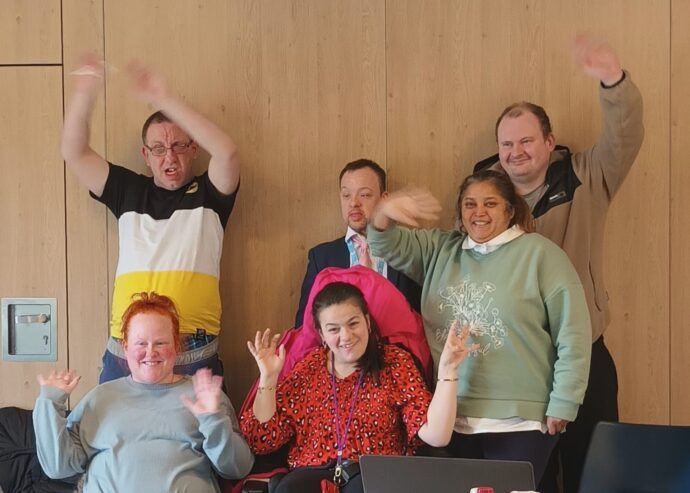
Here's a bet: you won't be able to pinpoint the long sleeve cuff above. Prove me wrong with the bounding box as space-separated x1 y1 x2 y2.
546 396 580 422
38 385 69 405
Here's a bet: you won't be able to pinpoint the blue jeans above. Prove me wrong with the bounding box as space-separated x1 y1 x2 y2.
99 336 224 384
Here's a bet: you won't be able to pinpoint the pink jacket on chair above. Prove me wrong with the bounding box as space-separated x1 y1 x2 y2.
230 266 433 493
241 265 433 417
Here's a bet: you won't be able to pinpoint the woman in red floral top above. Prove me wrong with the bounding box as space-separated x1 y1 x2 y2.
240 282 477 493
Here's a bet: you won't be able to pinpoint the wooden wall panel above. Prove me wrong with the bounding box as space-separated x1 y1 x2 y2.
62 0 110 404
386 1 487 214
0 67 66 408
102 0 386 404
670 0 690 425
599 2 670 424
0 0 61 64
386 0 670 423
0 0 684 421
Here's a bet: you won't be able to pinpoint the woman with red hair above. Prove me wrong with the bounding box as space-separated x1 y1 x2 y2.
33 292 254 492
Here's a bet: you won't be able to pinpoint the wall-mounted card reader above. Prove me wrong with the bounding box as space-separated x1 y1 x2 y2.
1 298 57 362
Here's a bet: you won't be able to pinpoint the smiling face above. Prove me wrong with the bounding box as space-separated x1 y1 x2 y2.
339 167 387 234
124 311 178 384
460 181 514 244
496 112 555 193
318 300 370 376
142 121 198 191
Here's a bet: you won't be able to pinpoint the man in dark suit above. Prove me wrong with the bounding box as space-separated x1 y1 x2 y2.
294 159 422 327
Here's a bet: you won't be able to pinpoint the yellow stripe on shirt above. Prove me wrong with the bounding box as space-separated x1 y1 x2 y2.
110 270 222 338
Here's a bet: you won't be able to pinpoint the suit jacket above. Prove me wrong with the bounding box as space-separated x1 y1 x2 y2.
294 236 423 327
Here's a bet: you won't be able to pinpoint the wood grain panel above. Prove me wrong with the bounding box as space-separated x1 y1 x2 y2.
102 0 386 405
386 0 669 423
0 0 666 421
62 0 110 404
592 2 670 425
0 0 61 64
386 0 555 224
670 0 690 425
0 67 66 408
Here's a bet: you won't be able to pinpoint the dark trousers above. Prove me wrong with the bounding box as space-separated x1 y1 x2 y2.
540 336 619 493
275 465 363 493
447 430 560 486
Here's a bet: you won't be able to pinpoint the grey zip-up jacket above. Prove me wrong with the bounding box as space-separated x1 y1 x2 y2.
475 71 644 342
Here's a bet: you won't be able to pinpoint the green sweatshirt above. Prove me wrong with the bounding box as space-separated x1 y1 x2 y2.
368 226 591 422
33 376 254 493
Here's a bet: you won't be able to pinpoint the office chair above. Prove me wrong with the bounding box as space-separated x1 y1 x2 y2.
578 421 690 493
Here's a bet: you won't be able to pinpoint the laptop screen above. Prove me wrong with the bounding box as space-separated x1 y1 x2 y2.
360 455 535 493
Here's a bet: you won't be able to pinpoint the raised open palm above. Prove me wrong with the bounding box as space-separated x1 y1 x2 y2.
180 368 224 416
70 54 105 94
437 321 480 377
126 60 170 104
37 369 81 395
572 34 622 86
247 328 286 379
376 188 442 229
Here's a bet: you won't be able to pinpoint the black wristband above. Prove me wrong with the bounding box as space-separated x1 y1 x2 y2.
601 71 626 89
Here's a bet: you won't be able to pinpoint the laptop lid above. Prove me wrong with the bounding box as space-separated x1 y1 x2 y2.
360 455 535 493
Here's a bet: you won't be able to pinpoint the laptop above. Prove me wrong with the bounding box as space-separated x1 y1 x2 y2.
360 455 535 493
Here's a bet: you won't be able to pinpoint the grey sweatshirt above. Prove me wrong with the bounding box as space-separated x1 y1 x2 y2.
33 376 254 493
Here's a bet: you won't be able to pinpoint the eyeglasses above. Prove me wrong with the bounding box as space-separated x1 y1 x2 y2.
145 141 194 157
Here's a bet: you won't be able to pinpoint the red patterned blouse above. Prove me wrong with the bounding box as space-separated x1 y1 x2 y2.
240 345 433 468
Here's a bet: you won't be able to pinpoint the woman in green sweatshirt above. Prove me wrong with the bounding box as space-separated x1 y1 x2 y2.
367 170 591 485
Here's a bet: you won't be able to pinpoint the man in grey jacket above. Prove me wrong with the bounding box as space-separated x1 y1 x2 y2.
474 34 644 493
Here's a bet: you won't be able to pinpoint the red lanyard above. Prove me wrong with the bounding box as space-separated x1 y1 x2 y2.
331 351 365 484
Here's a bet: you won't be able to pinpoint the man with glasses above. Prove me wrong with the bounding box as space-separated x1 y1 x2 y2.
62 57 240 383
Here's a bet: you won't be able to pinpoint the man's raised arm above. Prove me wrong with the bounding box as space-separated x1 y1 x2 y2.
127 61 240 195
573 34 644 195
61 55 110 197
